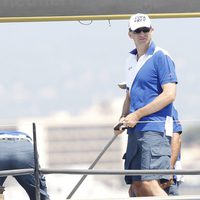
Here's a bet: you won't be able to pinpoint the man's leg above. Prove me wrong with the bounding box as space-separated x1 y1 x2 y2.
131 180 168 197
15 173 50 200
164 181 180 196
0 178 7 188
128 185 136 197
0 140 12 190
126 131 171 197
13 140 50 200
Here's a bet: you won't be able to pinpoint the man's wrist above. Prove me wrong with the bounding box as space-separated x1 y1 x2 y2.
134 110 143 120
119 114 126 120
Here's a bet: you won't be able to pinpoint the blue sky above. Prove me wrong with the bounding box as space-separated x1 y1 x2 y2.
0 18 200 125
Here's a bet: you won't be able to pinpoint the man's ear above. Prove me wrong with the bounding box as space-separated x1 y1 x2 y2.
128 31 133 39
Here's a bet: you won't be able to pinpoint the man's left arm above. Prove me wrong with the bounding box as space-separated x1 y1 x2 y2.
123 83 176 128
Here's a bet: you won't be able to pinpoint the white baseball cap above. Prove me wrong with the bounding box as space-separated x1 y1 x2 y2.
129 13 151 31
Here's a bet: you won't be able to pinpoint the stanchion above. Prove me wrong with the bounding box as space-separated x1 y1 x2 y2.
33 123 41 200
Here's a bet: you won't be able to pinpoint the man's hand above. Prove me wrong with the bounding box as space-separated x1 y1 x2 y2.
158 178 174 189
114 117 126 135
123 112 141 128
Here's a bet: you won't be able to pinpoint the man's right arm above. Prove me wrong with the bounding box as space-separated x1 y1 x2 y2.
171 132 181 169
114 90 130 135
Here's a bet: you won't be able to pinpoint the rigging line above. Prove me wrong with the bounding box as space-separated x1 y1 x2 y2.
122 119 200 124
78 20 93 25
0 119 200 127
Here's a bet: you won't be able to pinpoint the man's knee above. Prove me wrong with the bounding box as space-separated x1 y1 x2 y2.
129 185 136 197
133 180 152 189
132 180 160 196
132 180 149 195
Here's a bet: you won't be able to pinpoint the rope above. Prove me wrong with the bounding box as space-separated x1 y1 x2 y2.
0 119 199 128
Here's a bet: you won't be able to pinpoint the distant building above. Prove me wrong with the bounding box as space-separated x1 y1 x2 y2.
16 102 127 186
46 124 123 169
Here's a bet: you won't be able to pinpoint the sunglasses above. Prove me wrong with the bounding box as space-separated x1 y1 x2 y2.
131 27 151 34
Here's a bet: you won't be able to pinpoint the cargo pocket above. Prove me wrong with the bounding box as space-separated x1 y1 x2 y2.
150 144 171 170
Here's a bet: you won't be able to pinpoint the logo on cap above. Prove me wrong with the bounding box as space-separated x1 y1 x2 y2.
134 16 146 23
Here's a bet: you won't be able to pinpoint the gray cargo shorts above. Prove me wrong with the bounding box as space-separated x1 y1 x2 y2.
123 130 171 184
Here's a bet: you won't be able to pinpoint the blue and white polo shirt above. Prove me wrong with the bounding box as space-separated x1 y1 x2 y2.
172 106 184 182
173 107 182 134
125 41 177 133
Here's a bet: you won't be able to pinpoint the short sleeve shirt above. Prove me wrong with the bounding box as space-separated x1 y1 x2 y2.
173 107 182 133
125 41 178 133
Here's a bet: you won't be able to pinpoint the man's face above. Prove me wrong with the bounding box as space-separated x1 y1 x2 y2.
128 27 153 47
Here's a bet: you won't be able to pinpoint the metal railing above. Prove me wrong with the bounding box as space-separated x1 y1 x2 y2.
0 123 200 200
